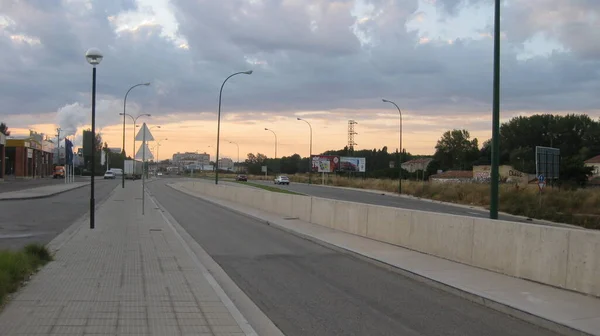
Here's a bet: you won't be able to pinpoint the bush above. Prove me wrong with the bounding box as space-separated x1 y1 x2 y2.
0 244 53 305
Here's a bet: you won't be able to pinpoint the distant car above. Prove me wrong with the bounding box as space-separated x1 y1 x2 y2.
157 172 163 176
236 174 247 181
274 175 290 185
108 168 123 176
103 171 116 179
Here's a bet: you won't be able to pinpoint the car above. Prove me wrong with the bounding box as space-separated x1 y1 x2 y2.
236 174 247 181
157 172 163 176
108 168 123 176
103 171 116 179
274 175 290 185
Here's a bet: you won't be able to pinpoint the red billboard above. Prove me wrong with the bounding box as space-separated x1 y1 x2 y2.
311 155 339 173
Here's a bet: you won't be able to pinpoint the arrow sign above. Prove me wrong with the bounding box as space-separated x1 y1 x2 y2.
135 123 155 142
135 143 154 161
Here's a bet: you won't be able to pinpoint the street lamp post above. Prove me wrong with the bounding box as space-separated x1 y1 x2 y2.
119 113 151 181
121 83 150 188
156 138 167 173
56 128 62 165
85 48 103 229
382 99 403 194
490 0 501 219
264 128 278 159
297 118 313 184
215 70 253 185
229 141 240 172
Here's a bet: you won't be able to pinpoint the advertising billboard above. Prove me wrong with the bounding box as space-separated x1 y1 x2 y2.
535 146 560 180
311 155 339 173
339 157 366 172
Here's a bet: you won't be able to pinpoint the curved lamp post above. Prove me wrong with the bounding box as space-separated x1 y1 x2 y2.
215 70 253 185
156 138 167 173
264 128 278 159
382 99 403 194
85 47 103 229
297 118 313 184
121 83 150 188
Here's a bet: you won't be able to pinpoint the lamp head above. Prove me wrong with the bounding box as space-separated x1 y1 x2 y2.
243 70 253 75
143 82 151 86
85 48 103 66
382 99 389 103
264 128 268 131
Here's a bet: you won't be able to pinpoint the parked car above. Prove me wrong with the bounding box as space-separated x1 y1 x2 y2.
274 175 290 185
53 166 65 179
157 172 163 176
108 168 123 176
103 171 116 179
236 174 247 181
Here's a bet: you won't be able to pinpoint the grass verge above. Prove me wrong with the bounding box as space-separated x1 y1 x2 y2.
234 181 304 195
0 243 53 306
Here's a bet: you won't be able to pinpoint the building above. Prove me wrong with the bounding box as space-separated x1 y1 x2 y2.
218 158 234 171
172 152 210 168
0 133 5 180
5 137 54 178
584 155 600 179
401 158 433 173
429 170 474 183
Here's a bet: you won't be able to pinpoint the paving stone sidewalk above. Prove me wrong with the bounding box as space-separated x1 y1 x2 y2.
0 182 89 200
0 181 251 335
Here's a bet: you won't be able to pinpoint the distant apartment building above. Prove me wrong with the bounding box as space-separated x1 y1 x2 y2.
401 158 433 173
172 152 210 168
218 158 234 171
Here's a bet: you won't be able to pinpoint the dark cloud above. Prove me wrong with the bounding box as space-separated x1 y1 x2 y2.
0 0 599 133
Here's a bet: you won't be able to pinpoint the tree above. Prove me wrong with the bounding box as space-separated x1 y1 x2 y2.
0 122 10 136
433 129 480 171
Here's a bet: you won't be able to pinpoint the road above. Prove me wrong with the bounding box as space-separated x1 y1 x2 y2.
0 179 119 250
248 180 543 224
147 179 557 336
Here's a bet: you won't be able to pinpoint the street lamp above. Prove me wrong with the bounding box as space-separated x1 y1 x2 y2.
490 0 501 219
156 138 167 173
297 118 313 184
121 83 150 188
85 47 103 230
119 113 151 177
264 128 278 159
215 70 253 185
382 98 403 194
229 141 240 172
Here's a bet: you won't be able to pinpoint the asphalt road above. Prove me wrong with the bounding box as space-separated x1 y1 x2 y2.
0 179 119 250
147 180 557 336
248 180 543 224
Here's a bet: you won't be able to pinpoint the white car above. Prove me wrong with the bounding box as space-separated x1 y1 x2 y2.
157 172 163 176
103 171 116 179
274 175 290 185
108 168 123 176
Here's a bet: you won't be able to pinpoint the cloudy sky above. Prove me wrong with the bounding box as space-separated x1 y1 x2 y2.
1 0 599 161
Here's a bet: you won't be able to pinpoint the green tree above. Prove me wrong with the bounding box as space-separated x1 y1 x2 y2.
433 129 480 171
0 122 10 136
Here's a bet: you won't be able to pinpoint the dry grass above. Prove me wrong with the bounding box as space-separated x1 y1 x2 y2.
247 173 600 229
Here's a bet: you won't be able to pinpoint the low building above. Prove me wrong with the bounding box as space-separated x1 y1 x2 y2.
172 152 210 168
401 158 432 173
584 155 600 179
5 137 54 178
430 170 473 183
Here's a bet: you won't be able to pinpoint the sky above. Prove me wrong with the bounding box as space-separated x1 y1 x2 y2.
1 0 600 161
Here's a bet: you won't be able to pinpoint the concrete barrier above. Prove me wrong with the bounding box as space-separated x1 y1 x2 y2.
176 181 600 297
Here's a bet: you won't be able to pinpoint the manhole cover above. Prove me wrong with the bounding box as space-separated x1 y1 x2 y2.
283 217 299 220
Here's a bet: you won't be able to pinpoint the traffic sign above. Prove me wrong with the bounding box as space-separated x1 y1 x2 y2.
538 182 546 191
538 174 545 183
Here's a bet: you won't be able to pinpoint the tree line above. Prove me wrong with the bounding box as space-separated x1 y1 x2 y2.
243 114 600 186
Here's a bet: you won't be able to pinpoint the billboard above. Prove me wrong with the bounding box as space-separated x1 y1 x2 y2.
339 157 366 172
535 146 560 180
311 155 339 173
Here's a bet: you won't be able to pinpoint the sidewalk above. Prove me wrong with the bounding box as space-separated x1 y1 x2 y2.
0 182 89 200
0 181 255 336
172 183 600 336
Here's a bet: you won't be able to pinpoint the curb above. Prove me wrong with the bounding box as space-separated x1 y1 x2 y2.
169 183 594 336
0 183 90 201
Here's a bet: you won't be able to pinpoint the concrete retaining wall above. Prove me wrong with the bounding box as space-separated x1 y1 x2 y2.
178 182 600 297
